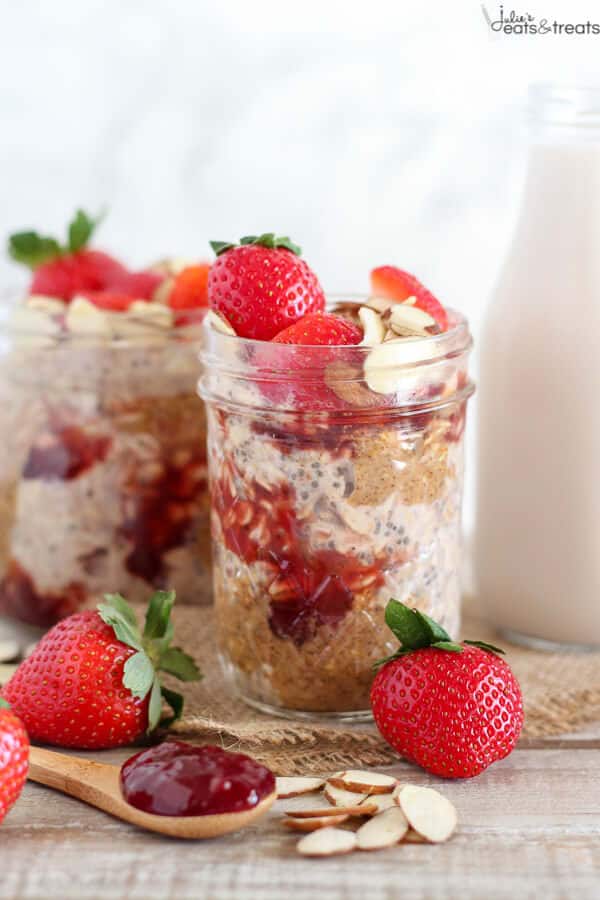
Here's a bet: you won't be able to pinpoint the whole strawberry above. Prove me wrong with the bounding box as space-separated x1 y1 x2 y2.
208 234 325 340
0 699 29 824
2 590 200 750
371 600 524 778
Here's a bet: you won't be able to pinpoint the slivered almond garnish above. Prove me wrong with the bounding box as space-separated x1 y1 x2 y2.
276 776 325 799
388 303 436 335
358 306 385 347
286 804 376 819
364 296 395 314
396 785 458 843
356 806 409 850
324 781 368 808
297 827 357 857
328 770 397 795
205 308 236 335
284 814 349 832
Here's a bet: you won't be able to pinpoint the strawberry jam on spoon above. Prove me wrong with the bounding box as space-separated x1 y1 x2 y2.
120 741 275 817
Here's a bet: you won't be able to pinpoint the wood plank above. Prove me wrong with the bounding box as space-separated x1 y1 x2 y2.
2 745 599 900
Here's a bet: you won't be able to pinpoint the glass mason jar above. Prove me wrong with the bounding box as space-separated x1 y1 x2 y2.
476 84 600 648
0 299 211 626
201 302 474 720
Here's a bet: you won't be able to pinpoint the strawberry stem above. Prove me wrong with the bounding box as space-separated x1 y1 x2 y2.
210 234 302 257
7 208 102 268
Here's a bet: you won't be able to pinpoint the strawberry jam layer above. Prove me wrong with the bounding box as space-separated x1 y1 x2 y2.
0 559 86 627
121 451 207 583
23 422 112 481
214 470 384 645
120 741 275 817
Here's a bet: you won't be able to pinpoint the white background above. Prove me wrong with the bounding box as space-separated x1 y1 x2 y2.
1 0 599 531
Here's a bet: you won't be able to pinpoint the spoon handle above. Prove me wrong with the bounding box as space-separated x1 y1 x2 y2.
29 746 121 805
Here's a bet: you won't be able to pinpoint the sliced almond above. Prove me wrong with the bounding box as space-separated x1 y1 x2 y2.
286 804 375 819
297 826 357 857
361 792 397 815
324 781 369 808
276 776 325 799
328 770 397 795
205 309 236 335
403 827 428 843
0 664 18 686
66 298 112 337
358 306 385 347
364 296 395 314
284 814 349 832
402 295 417 306
356 806 409 850
396 785 457 844
0 640 21 663
389 303 436 334
26 295 67 314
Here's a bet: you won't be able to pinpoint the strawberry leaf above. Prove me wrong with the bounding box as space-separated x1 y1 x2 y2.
430 641 463 653
414 610 452 644
147 676 163 733
384 600 431 650
97 604 143 651
68 209 100 253
159 647 202 682
210 240 236 256
103 592 138 626
123 651 155 699
160 686 184 727
143 590 176 641
8 231 62 268
464 640 506 656
0 697 10 710
272 236 302 256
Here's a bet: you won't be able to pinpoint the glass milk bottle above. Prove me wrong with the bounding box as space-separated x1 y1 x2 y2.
476 84 600 648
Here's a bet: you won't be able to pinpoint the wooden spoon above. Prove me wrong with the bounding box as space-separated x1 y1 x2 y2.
28 746 276 839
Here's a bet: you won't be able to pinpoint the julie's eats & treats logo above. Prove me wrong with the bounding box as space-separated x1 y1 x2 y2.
481 4 600 35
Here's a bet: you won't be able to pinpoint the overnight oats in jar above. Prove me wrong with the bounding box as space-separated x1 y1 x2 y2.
200 236 474 719
0 210 213 626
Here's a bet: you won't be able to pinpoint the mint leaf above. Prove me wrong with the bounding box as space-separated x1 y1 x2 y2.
68 209 99 253
123 651 155 699
8 231 62 268
147 676 163 733
210 240 235 256
430 641 464 653
103 592 138 627
160 686 184 727
97 604 143 651
143 590 176 641
414 610 452 644
464 640 506 656
384 600 431 650
159 647 202 682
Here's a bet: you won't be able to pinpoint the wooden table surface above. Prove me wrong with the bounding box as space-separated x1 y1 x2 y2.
2 725 600 900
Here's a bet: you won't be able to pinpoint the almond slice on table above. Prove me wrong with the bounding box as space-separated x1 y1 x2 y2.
396 785 458 844
361 792 397 815
323 781 369 808
276 776 325 799
284 814 350 833
356 806 409 850
297 827 357 857
403 828 428 844
328 770 397 795
286 804 376 819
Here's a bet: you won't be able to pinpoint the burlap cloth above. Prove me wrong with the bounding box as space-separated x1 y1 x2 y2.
161 599 600 775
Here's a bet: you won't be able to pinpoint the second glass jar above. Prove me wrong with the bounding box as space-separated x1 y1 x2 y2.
201 303 473 720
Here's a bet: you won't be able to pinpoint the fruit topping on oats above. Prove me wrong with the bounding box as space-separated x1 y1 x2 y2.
370 265 448 331
207 234 326 340
273 312 361 346
370 600 524 778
